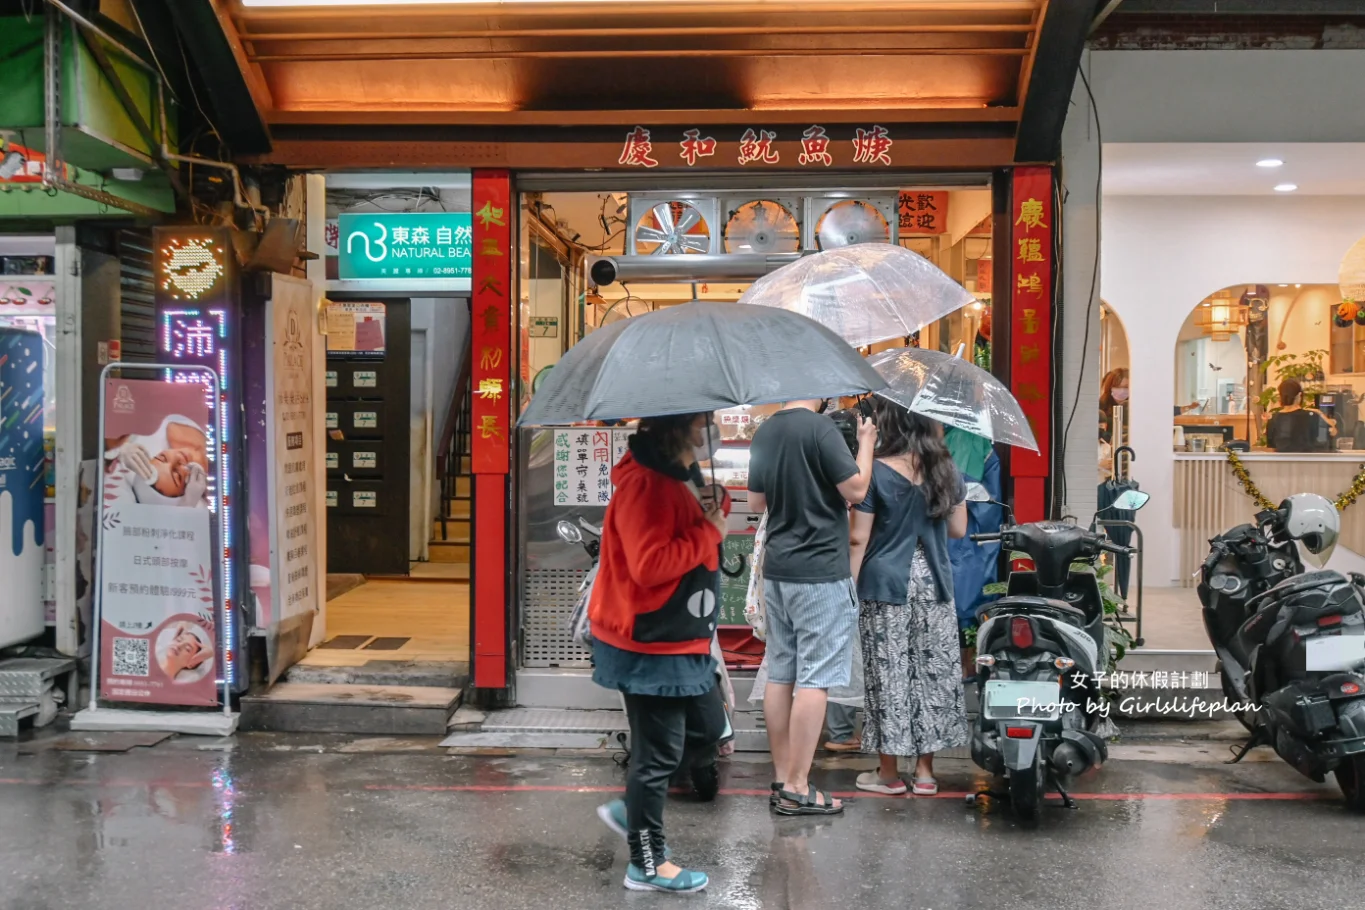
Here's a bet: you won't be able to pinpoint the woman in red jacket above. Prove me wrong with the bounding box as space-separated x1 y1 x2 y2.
590 411 730 894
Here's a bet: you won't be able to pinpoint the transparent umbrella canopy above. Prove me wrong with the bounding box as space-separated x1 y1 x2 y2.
737 243 977 347
518 301 886 425
868 346 1038 451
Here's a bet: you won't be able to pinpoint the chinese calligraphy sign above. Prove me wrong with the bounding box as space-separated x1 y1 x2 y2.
738 129 780 166
619 126 659 168
799 126 833 166
679 129 717 167
554 429 634 507
851 126 894 166
615 125 923 169
471 171 512 474
1008 167 1054 500
897 191 949 235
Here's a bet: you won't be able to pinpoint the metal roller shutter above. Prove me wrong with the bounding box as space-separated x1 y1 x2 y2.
117 229 156 363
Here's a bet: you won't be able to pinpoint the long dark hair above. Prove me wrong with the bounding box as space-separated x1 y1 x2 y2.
871 398 958 520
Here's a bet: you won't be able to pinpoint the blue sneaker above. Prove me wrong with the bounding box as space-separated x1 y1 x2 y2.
596 799 629 839
596 800 671 859
625 864 709 893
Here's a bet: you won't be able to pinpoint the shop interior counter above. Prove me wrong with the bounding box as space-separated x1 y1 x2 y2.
1173 450 1365 585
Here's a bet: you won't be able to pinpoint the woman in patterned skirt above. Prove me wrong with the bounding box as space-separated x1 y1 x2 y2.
849 399 969 796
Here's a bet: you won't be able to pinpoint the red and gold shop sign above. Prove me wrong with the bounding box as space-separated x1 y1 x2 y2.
471 171 512 475
897 191 949 234
617 124 912 170
1009 167 1053 486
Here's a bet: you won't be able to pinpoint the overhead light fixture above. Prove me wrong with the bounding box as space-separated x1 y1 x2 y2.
1256 158 1284 168
1274 183 1298 192
242 0 672 4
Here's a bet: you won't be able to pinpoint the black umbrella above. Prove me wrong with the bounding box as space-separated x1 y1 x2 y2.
518 301 886 425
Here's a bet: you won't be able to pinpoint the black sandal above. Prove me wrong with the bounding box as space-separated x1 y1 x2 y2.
770 781 783 807
774 786 844 816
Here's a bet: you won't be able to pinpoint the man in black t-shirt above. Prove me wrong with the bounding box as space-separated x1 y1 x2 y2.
1266 379 1335 453
748 400 875 814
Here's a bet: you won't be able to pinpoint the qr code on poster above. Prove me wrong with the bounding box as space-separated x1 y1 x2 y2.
112 638 150 677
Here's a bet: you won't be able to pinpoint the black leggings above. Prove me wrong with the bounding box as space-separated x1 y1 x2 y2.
622 684 728 874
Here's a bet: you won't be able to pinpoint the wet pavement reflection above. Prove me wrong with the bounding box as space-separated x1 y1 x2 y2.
1 735 1360 910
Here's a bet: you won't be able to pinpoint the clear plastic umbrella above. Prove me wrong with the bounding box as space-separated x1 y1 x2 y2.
868 347 1038 451
737 243 976 347
518 301 886 425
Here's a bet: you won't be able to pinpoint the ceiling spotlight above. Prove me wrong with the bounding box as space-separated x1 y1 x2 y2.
1274 183 1298 192
1256 158 1284 168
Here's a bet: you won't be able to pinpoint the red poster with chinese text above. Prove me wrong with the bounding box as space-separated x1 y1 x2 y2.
1009 167 1052 484
897 191 949 234
471 171 512 475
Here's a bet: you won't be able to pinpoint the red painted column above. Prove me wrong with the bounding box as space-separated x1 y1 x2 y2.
1008 167 1054 523
470 170 512 688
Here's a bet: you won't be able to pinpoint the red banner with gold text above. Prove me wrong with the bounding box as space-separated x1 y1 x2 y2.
1009 168 1053 504
471 171 512 475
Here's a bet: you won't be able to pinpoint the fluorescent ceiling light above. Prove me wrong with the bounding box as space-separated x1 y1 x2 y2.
1256 158 1284 168
1274 183 1298 192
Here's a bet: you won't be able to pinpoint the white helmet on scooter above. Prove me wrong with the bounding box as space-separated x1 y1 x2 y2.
1281 493 1339 568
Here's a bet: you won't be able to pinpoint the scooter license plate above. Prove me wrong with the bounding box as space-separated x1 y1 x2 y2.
1305 634 1365 672
982 680 1064 722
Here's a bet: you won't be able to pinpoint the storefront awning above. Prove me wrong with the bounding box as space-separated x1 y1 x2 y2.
208 0 1095 169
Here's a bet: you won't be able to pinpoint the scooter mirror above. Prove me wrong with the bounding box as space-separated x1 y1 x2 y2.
556 520 583 544
1110 489 1150 512
965 483 992 503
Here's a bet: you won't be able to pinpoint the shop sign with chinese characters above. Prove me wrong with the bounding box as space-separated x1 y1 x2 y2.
470 173 511 474
1009 167 1053 481
618 124 904 170
898 192 949 234
337 213 473 280
553 429 633 507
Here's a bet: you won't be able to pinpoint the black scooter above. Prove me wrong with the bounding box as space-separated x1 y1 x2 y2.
1197 497 1365 809
964 490 1145 824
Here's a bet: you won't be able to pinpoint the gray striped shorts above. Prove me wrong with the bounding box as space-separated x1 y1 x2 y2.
762 577 859 690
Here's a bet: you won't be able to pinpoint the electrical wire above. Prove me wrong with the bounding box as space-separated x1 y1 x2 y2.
1057 61 1104 517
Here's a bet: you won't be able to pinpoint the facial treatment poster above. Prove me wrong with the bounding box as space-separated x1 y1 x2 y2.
98 378 218 706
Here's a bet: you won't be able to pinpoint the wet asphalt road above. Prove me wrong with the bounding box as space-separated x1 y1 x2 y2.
2 735 1362 910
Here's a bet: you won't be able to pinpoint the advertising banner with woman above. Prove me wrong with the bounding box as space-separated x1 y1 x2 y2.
98 378 218 706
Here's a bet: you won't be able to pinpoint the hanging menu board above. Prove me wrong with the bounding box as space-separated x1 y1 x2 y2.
552 428 633 508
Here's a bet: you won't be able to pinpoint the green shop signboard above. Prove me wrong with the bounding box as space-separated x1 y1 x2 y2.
338 213 473 279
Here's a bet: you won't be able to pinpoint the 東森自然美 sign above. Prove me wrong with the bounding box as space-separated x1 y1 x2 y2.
338 213 472 280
